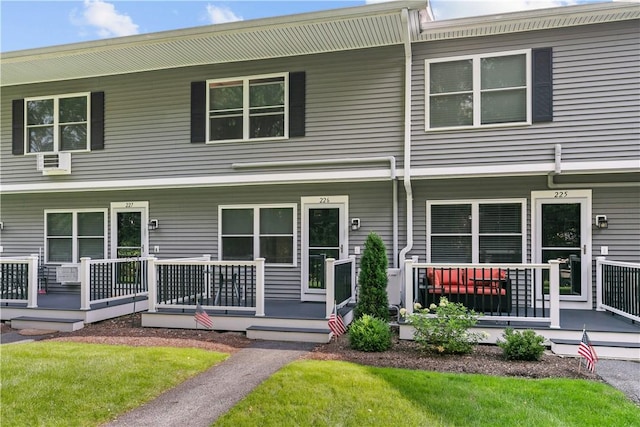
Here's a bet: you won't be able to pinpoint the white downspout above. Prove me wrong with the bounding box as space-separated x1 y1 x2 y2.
399 8 414 266
547 144 640 188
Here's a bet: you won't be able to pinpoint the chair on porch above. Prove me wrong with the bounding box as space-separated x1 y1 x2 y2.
214 272 242 306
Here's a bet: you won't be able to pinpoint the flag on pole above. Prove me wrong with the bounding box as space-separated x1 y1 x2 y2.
578 329 598 372
328 303 347 337
194 303 214 329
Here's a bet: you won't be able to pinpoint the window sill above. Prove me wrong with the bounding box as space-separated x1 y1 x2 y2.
25 149 90 155
425 121 532 133
206 136 289 145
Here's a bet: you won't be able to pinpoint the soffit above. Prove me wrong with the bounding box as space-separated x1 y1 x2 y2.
1 1 425 87
419 2 640 41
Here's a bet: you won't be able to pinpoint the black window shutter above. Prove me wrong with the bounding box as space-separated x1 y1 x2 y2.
91 92 105 150
12 99 24 155
191 81 206 143
289 72 306 137
532 48 553 123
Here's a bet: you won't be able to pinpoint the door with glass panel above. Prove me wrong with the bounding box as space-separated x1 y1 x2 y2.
301 197 348 301
533 191 591 305
110 202 148 259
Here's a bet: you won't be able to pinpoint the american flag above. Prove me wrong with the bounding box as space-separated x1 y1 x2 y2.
578 329 598 372
194 303 214 329
328 304 347 337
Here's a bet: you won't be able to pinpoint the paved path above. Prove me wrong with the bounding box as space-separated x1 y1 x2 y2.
596 359 640 405
103 340 316 427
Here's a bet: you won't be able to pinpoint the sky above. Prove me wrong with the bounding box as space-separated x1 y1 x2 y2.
0 0 616 53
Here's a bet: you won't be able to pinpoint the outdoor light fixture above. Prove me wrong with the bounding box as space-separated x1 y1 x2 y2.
351 218 361 231
595 215 608 229
148 219 159 231
0 222 3 230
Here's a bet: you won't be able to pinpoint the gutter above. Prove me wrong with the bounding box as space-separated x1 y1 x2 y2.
547 144 640 189
398 8 414 267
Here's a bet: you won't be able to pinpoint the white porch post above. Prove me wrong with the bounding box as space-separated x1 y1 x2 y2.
80 257 91 310
147 257 157 312
596 256 605 311
325 257 335 319
404 259 414 315
27 255 39 308
349 255 356 304
548 260 561 329
255 258 265 317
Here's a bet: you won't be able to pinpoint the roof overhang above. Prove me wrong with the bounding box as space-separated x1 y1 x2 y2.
0 1 426 87
419 2 640 41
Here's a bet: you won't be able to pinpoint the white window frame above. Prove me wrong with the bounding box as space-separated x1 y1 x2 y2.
24 92 91 154
206 72 289 144
44 209 108 264
425 50 531 131
218 204 297 267
426 199 526 263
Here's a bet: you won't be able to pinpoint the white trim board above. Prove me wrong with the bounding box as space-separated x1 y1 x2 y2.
3 160 637 194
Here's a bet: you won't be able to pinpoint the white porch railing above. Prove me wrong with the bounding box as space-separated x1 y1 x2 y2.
597 257 640 323
79 257 150 310
148 256 265 316
403 260 561 329
0 256 38 308
324 256 356 319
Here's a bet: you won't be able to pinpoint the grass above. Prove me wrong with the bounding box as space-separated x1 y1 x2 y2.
214 360 640 427
1 341 227 427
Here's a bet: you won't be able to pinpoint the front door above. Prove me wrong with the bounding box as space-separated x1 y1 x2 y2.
110 201 149 258
532 190 592 308
301 196 348 301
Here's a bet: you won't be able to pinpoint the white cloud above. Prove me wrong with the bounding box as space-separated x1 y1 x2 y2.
431 0 579 20
73 0 139 38
206 4 243 24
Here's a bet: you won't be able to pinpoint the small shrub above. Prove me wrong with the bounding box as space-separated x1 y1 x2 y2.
349 314 392 352
405 298 484 355
497 328 546 361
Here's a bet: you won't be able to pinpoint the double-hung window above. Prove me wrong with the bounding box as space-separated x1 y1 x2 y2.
207 73 287 142
427 200 525 263
426 50 531 130
45 210 107 263
219 205 296 266
25 93 90 153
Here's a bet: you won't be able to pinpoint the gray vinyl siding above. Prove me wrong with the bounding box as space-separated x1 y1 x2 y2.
0 46 405 185
411 20 640 168
0 181 397 298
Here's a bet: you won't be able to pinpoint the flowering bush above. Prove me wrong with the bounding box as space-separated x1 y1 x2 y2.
404 298 484 355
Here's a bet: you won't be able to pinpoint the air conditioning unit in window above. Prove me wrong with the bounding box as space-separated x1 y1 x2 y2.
56 264 80 285
36 152 72 175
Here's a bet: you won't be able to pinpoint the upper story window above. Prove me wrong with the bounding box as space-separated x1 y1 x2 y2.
426 50 532 130
26 93 90 153
191 72 305 143
219 204 297 266
208 74 287 142
12 92 104 156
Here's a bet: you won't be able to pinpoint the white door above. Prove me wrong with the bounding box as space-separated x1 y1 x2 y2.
110 201 149 259
301 196 348 302
532 190 592 309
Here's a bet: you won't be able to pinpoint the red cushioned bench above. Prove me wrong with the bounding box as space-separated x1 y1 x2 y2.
422 267 512 313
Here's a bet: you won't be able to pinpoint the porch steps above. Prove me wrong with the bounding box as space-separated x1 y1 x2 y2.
246 325 332 343
550 338 640 362
10 316 84 332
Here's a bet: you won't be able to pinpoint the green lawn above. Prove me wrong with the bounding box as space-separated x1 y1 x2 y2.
215 360 640 427
1 341 227 427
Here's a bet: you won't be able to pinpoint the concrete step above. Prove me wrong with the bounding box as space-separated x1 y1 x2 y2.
550 338 640 362
247 325 332 343
10 316 84 332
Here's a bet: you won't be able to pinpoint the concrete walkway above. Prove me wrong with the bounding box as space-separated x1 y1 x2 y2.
596 359 640 405
103 340 316 427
